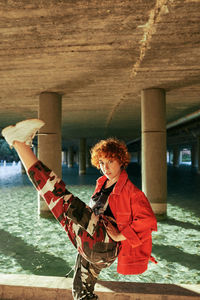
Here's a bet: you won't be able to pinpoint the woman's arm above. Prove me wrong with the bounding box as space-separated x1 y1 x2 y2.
116 189 157 247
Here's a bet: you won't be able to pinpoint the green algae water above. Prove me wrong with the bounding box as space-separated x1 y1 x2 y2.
0 162 199 284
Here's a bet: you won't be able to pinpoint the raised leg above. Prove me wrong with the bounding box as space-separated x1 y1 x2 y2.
13 141 38 171
27 160 119 265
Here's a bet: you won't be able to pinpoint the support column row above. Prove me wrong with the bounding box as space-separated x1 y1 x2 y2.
168 142 200 171
61 143 90 172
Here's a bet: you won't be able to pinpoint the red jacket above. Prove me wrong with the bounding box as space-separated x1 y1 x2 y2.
92 170 157 275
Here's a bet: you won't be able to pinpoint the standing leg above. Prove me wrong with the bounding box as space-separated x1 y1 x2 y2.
73 254 100 300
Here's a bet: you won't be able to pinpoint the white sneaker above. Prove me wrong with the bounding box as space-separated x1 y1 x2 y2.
1 119 45 147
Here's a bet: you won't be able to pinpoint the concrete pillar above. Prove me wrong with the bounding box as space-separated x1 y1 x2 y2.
191 143 198 168
166 151 169 164
141 88 167 218
86 146 91 168
62 151 67 165
173 146 180 167
38 92 62 217
79 138 86 175
75 151 79 165
68 146 74 168
76 151 80 165
168 150 172 164
179 150 183 164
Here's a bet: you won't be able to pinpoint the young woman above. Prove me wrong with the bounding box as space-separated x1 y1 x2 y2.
2 119 157 300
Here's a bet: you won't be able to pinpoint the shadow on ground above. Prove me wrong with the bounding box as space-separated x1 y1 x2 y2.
152 243 200 271
160 216 200 231
0 229 71 277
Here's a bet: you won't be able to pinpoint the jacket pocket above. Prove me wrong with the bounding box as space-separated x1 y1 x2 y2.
120 235 152 258
130 237 152 259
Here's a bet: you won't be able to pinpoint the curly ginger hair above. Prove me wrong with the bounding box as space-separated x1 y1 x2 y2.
90 138 131 169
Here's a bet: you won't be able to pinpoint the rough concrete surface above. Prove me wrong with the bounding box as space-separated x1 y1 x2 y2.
0 0 200 145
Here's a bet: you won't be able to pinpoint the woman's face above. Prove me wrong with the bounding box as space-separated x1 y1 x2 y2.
99 156 122 182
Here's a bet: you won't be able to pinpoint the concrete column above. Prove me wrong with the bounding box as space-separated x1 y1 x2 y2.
166 151 169 164
168 150 172 164
191 143 198 168
79 138 86 175
75 151 79 165
141 88 167 218
179 150 183 164
67 146 74 168
62 151 67 165
173 146 180 167
86 146 91 168
38 92 62 217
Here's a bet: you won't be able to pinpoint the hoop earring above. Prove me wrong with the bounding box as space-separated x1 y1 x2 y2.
100 169 103 175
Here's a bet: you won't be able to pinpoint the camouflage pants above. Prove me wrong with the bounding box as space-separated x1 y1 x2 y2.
28 161 119 300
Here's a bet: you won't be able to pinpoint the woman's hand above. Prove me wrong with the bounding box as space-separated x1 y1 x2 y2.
103 219 126 242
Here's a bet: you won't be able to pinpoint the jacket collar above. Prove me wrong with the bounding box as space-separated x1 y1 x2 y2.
96 169 128 195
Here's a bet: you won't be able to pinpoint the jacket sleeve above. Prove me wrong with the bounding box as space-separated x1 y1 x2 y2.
120 190 157 248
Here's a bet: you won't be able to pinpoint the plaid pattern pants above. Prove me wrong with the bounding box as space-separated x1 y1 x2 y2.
28 161 119 300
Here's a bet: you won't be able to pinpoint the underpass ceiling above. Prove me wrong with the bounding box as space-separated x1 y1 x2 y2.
0 0 200 148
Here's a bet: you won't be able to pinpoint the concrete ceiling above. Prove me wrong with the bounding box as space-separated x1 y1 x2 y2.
0 0 200 148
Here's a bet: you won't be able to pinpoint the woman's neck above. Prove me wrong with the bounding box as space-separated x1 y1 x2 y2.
105 175 120 188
